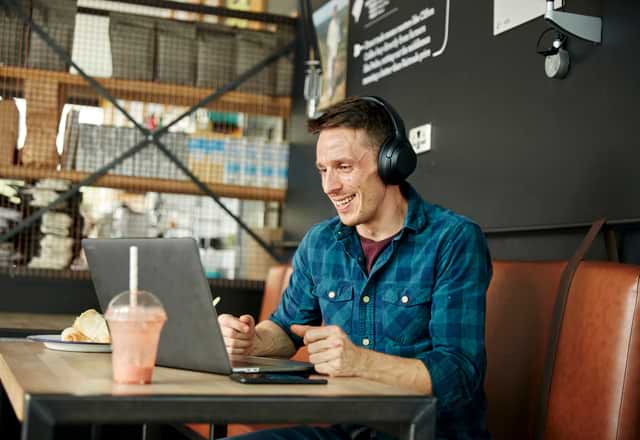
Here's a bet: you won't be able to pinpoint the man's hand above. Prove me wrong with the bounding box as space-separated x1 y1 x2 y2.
218 314 255 355
291 324 366 377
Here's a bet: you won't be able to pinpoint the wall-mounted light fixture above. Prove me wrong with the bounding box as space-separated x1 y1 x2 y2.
544 0 602 44
537 1 602 79
298 0 323 119
537 29 570 79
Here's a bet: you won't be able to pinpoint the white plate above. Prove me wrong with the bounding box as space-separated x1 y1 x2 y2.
27 334 111 353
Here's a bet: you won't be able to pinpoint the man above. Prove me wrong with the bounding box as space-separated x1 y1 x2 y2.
219 96 492 439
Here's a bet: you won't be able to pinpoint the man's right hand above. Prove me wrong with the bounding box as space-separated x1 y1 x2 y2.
218 314 256 355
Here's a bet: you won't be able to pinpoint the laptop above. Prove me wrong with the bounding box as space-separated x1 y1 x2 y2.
82 238 313 375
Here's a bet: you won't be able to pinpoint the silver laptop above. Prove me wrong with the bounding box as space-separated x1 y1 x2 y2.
82 238 313 375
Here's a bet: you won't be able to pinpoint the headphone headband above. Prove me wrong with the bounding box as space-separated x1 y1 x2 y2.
357 95 417 185
359 95 407 141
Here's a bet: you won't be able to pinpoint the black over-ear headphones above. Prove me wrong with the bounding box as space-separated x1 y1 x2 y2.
359 96 417 185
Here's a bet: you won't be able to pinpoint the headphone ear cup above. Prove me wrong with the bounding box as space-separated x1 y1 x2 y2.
390 140 417 184
377 141 393 184
378 139 417 185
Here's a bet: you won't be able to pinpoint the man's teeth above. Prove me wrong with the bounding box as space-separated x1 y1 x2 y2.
335 195 355 207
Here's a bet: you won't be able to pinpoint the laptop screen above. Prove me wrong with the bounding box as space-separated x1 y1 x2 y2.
83 237 233 375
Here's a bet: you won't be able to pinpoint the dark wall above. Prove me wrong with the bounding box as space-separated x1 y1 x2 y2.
284 0 640 261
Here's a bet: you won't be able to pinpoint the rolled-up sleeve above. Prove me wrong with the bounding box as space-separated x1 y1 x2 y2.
269 233 322 348
419 221 492 410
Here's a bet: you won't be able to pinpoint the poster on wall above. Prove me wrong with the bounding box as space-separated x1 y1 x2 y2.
347 0 451 93
494 0 564 35
312 0 350 110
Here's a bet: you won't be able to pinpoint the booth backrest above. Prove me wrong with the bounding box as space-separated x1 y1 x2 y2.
486 260 640 440
258 264 293 322
545 261 640 440
485 261 565 439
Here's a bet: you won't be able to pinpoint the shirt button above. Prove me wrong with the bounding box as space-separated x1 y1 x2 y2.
362 338 370 346
401 295 409 304
328 291 336 299
362 295 370 304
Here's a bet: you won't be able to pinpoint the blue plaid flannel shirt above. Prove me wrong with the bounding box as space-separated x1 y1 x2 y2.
270 183 492 440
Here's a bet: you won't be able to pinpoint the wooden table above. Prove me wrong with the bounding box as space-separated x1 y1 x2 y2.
0 340 436 440
0 312 74 338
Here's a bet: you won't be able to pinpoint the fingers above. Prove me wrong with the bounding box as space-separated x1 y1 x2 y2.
300 325 342 344
291 325 345 347
308 346 341 365
226 345 252 355
306 336 341 354
292 325 356 377
219 314 253 334
220 329 253 345
290 324 312 337
290 324 340 343
223 337 252 355
314 359 349 377
239 314 255 327
218 314 255 355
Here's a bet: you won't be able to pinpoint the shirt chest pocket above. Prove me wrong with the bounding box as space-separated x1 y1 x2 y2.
312 281 354 335
381 286 432 345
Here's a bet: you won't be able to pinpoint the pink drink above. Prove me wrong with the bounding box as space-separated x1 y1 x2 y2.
108 309 166 384
106 291 167 385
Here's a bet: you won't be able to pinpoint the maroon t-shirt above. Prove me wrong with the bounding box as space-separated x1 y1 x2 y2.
359 233 397 274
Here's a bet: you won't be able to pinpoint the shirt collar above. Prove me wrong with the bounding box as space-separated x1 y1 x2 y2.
333 221 354 240
332 182 428 239
400 182 428 233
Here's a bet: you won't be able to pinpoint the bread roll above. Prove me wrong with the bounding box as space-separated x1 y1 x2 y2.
72 309 111 343
60 309 111 343
61 326 91 342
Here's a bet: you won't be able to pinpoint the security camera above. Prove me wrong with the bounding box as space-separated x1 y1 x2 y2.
544 0 602 44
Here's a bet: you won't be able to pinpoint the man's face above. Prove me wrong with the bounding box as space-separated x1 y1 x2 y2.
316 127 386 227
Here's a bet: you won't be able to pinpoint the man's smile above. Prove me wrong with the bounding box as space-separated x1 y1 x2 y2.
334 194 356 210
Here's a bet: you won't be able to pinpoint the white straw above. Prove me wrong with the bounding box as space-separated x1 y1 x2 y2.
130 246 138 307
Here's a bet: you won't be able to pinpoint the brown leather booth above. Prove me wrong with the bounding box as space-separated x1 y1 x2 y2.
486 261 640 440
191 260 640 439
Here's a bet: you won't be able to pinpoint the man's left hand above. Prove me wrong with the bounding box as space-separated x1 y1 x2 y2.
291 324 367 377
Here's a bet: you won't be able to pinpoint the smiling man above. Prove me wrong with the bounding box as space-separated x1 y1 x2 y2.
219 96 493 440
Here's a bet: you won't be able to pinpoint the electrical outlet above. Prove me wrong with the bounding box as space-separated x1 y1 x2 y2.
409 123 431 154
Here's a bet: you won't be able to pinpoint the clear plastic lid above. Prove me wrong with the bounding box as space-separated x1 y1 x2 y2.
105 290 167 322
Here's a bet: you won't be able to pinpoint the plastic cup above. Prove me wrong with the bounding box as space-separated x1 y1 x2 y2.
105 290 167 384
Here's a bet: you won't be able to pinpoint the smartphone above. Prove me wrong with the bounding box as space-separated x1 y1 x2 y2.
230 373 328 385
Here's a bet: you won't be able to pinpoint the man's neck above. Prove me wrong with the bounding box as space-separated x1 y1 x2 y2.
356 186 408 241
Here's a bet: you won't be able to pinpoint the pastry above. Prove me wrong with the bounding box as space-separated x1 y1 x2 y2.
61 309 111 343
61 326 91 342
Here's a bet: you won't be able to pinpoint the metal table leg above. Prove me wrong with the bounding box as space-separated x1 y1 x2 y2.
21 398 54 440
210 423 227 440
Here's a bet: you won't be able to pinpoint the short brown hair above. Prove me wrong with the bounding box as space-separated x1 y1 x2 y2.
307 96 393 150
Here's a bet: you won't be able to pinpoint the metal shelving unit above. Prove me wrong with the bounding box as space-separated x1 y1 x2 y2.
0 0 296 285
